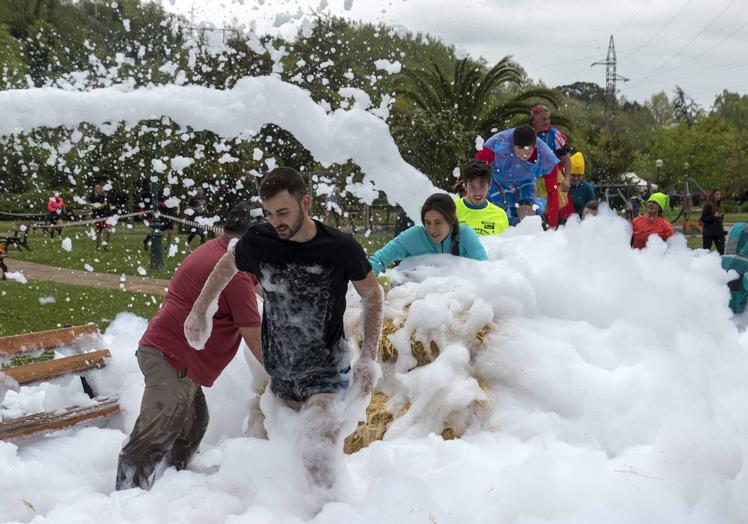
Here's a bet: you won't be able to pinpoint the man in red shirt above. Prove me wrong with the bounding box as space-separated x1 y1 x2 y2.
115 201 263 491
631 192 674 249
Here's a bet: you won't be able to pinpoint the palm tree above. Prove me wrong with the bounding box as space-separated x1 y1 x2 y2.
398 56 562 136
392 56 565 187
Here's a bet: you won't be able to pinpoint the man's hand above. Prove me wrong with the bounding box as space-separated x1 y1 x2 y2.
353 358 381 394
184 307 212 350
184 249 239 350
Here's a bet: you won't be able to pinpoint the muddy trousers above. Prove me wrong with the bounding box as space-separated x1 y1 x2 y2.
115 346 209 490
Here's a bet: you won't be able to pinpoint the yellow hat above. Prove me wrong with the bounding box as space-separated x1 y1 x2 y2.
570 152 585 175
648 192 668 211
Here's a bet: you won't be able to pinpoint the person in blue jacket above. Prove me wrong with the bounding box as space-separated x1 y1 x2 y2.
369 193 488 275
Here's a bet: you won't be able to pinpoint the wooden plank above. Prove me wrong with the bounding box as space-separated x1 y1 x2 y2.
0 324 100 356
3 350 111 385
0 396 120 442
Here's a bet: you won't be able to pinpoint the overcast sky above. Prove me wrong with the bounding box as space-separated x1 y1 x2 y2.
162 0 748 108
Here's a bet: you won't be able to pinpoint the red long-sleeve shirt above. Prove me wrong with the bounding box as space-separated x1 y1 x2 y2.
48 197 65 213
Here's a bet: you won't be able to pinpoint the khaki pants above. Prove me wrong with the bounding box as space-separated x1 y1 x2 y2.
115 346 208 490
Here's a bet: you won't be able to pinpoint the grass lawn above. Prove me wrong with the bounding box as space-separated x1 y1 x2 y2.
1 220 187 279
0 279 160 336
661 209 748 224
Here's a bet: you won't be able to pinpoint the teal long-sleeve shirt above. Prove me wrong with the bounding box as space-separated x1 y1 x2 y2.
369 224 488 275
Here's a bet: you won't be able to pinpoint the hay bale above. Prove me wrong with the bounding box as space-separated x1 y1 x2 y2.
475 324 491 345
343 392 394 454
411 334 439 367
378 318 400 363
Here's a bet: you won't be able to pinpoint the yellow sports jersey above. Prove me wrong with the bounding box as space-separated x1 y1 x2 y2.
455 197 509 236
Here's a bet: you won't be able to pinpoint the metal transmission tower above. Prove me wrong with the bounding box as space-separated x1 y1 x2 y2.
591 35 629 131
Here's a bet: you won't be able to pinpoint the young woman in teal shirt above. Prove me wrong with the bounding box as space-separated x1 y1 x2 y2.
369 193 489 275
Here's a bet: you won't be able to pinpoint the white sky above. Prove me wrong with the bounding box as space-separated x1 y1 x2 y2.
161 0 748 108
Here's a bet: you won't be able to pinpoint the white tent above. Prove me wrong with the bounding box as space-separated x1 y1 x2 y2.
620 172 658 192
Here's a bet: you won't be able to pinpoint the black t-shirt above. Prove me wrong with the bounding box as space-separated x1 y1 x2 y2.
234 220 372 381
89 193 110 218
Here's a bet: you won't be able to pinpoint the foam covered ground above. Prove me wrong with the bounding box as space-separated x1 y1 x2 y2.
2 211 747 523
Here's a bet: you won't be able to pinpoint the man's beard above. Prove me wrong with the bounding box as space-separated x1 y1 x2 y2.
275 208 305 239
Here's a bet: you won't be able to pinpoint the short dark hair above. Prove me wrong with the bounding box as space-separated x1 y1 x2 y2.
462 159 492 184
513 124 536 148
224 201 264 235
259 167 308 201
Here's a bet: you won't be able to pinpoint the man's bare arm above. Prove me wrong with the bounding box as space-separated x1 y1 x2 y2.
184 249 238 349
351 270 384 392
240 326 263 365
561 153 572 178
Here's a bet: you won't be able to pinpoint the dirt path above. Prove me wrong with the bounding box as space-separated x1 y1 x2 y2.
5 259 169 296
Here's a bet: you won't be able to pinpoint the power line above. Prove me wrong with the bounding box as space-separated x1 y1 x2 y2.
618 0 697 60
630 0 739 86
621 57 748 90
538 21 745 69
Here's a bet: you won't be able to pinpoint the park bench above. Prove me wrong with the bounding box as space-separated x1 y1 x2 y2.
0 324 120 442
0 221 32 252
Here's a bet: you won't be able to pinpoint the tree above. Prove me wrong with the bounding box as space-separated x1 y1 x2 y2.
672 86 702 128
393 56 561 187
712 90 748 134
645 91 674 128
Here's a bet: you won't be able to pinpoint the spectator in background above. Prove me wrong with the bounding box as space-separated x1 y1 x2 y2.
631 193 674 249
143 185 178 251
47 191 66 238
187 186 210 249
701 189 726 255
323 185 343 228
88 182 112 250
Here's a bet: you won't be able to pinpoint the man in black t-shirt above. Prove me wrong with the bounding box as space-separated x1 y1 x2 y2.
184 167 383 491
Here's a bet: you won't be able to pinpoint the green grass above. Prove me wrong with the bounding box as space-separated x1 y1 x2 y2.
0 279 160 336
1 220 188 279
661 209 748 224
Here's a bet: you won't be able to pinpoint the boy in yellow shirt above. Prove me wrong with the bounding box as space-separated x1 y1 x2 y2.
456 159 509 236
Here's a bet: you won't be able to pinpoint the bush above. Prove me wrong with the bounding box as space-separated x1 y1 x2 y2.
723 202 737 213
740 202 748 214
0 191 49 214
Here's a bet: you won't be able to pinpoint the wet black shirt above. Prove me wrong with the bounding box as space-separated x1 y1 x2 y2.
234 220 371 382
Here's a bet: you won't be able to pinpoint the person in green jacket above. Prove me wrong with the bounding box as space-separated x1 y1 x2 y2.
369 193 488 275
456 159 509 236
